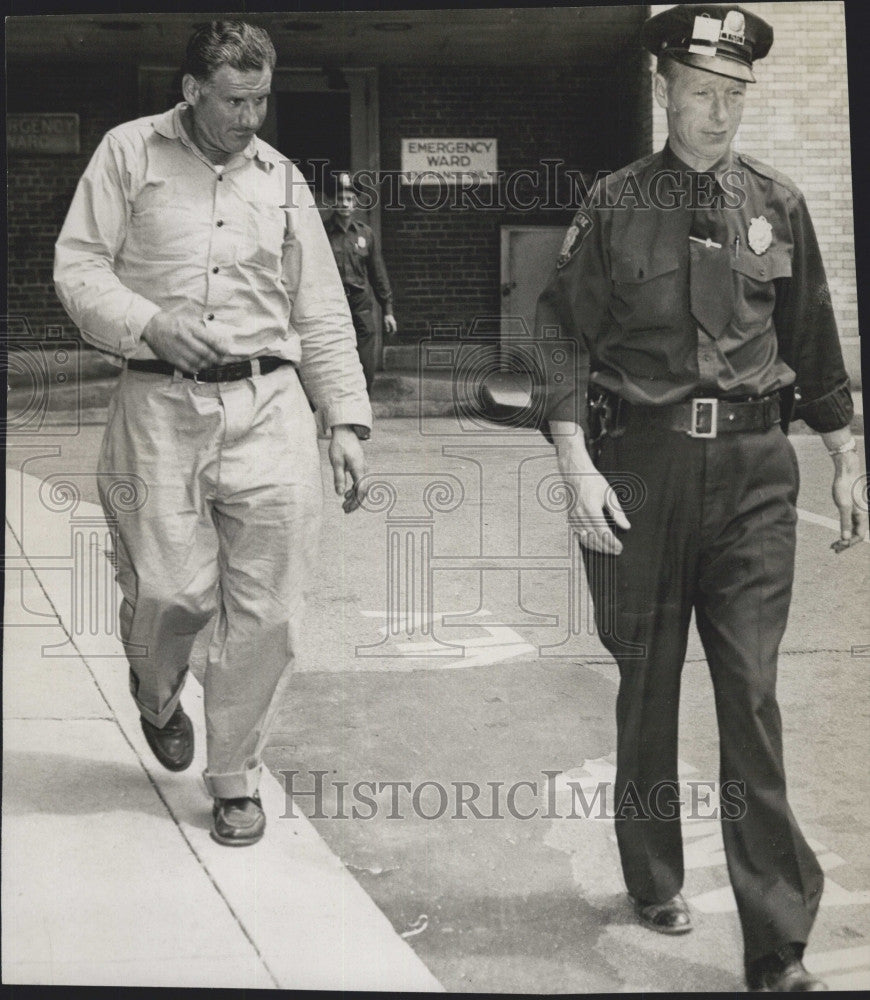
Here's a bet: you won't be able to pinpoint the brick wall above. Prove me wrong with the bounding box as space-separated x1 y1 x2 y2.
7 62 137 342
378 61 649 345
8 55 650 355
649 2 859 376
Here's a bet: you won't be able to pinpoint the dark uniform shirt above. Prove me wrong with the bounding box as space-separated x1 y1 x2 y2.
325 214 393 310
537 143 852 434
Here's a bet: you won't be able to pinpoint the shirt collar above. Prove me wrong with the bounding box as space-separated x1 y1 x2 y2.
327 212 360 233
152 103 281 170
662 140 734 184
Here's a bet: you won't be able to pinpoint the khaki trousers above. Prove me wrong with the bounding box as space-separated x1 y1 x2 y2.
98 364 322 798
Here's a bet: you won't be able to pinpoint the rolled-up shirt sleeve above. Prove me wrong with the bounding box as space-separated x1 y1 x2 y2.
773 190 853 433
53 135 161 358
283 168 372 432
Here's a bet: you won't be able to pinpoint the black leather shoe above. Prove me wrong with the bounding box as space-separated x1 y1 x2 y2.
747 944 828 992
211 792 266 847
140 704 194 771
630 892 693 935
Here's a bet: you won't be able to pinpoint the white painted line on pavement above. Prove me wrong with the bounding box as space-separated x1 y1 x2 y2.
359 609 536 668
797 506 870 541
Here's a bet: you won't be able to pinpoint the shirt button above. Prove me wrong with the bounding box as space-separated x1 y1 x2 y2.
212 266 219 274
216 220 224 227
206 313 214 321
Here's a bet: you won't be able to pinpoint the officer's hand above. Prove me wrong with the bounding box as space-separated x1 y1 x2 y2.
551 422 630 556
329 424 369 513
384 313 398 335
830 448 867 553
141 311 227 374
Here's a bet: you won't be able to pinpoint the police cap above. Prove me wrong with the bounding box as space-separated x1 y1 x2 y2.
642 4 773 83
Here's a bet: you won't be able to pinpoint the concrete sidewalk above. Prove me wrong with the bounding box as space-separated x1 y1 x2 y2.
1 468 443 991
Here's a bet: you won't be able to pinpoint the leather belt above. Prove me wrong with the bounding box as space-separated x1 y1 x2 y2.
630 395 781 438
126 356 294 384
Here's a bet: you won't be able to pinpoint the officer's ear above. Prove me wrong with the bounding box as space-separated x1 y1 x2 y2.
654 72 670 110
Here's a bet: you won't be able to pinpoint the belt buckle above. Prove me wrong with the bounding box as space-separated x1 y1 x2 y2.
193 364 233 384
689 398 718 438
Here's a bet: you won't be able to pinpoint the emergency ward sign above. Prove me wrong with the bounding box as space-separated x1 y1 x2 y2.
8 114 80 154
401 138 497 184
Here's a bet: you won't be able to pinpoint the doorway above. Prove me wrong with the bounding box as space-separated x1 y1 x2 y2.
500 226 566 339
137 65 384 371
274 90 351 194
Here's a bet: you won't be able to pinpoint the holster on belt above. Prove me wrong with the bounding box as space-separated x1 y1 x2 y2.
778 385 796 434
587 388 625 466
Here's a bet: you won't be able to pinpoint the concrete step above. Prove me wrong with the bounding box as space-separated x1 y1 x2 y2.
382 345 419 371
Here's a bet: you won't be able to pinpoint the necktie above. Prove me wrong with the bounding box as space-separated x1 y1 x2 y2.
688 173 732 339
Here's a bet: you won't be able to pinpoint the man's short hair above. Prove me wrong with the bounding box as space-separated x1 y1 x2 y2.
655 52 682 86
183 20 276 81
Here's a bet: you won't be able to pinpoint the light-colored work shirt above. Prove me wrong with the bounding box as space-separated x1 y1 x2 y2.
54 103 371 430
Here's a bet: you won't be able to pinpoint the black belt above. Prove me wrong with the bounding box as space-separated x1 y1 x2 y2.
126 356 293 384
628 395 781 438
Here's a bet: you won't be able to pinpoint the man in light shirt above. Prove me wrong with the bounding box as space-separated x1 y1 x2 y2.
54 21 372 846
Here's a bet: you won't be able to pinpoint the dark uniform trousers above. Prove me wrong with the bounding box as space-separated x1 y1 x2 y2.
345 287 377 392
584 407 823 966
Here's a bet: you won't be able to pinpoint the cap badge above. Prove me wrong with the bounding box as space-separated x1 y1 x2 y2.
721 10 746 44
689 14 722 56
747 216 773 255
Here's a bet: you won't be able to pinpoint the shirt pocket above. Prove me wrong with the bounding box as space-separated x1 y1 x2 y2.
129 182 205 262
730 248 791 332
241 202 286 272
610 249 682 334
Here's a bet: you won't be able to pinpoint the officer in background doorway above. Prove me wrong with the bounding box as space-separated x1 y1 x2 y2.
325 171 397 392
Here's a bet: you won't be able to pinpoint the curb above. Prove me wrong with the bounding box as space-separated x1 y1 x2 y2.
2 469 444 992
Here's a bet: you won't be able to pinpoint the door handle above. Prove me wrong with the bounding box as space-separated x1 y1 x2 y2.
501 281 516 298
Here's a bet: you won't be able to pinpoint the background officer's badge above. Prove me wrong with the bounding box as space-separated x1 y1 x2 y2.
357 236 367 249
557 210 593 268
748 215 773 255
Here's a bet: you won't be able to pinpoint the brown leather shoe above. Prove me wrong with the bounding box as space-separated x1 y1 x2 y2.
630 892 692 935
746 945 828 992
211 792 266 847
140 704 194 771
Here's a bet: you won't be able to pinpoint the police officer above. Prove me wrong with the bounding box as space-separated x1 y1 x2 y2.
536 4 866 991
325 172 397 392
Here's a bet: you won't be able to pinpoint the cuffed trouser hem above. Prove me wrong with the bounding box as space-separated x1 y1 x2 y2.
202 762 262 799
134 670 187 729
744 937 809 976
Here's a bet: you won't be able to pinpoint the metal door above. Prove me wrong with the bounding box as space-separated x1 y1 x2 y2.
500 226 566 339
